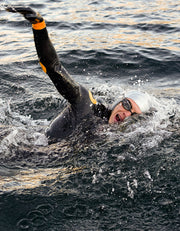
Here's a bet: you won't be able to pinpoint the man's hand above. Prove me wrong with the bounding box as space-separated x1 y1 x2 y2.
6 6 43 24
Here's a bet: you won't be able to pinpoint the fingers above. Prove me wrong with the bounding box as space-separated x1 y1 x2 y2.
5 6 17 12
6 6 36 15
6 6 44 24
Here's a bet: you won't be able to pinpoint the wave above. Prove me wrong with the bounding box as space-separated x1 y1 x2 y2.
0 85 179 165
133 23 179 33
61 48 180 80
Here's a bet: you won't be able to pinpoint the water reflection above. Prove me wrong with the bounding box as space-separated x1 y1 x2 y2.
0 0 179 65
0 166 83 194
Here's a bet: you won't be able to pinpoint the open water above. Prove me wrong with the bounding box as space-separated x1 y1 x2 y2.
0 0 180 230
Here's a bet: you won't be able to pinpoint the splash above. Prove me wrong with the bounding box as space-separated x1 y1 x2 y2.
0 99 49 157
96 85 179 154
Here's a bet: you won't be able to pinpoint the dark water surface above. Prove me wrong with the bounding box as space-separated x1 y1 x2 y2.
0 0 180 230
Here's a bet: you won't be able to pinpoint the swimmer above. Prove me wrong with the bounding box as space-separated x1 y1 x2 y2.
6 6 151 143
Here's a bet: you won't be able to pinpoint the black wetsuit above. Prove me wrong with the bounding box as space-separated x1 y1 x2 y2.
32 22 111 143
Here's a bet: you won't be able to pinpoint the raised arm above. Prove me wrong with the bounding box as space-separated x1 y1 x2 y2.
6 6 80 104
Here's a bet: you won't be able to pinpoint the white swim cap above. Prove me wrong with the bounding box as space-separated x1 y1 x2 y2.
125 90 151 112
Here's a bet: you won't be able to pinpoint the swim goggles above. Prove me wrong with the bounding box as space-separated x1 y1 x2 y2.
120 98 136 115
110 97 136 119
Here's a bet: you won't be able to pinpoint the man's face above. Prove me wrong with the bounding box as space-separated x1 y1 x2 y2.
108 98 141 124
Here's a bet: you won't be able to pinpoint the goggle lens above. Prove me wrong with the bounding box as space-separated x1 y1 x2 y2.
121 98 132 112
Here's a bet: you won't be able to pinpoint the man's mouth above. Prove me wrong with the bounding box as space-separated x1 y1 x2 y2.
115 114 122 122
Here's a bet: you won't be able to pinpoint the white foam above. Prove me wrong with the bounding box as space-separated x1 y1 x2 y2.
0 99 49 155
98 85 179 153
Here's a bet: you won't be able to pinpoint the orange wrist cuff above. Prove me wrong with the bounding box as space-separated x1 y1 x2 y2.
32 20 46 30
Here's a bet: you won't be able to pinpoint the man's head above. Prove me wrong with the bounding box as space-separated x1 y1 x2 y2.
109 91 151 124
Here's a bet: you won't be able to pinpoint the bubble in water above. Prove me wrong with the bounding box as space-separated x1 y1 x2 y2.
144 170 153 181
127 181 134 199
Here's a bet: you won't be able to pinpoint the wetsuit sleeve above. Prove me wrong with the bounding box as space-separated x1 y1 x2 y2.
32 21 80 104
